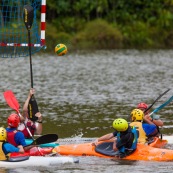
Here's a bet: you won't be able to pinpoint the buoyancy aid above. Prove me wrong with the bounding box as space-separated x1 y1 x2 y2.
7 130 18 147
130 121 147 144
130 126 138 149
117 126 138 153
20 121 36 139
0 142 10 160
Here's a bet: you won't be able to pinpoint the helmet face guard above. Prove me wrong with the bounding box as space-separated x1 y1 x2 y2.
112 118 128 132
0 127 7 141
131 109 144 121
7 113 20 128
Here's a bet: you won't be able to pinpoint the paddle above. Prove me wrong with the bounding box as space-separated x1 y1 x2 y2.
25 134 58 146
144 88 170 113
28 94 39 122
150 95 173 116
23 4 34 88
3 90 35 140
23 5 39 122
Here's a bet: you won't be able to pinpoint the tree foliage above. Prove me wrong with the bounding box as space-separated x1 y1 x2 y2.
46 0 173 50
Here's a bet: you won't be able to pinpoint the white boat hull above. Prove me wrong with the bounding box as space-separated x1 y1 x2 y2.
0 156 79 168
163 136 173 144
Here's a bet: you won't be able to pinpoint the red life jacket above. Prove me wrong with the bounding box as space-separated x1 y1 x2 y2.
7 131 18 147
20 121 36 139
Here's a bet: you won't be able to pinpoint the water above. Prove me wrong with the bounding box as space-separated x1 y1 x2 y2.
0 49 173 172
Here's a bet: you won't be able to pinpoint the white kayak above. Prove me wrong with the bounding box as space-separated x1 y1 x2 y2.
0 156 79 168
163 136 173 144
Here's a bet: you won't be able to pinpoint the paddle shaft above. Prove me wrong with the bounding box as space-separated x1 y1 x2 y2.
18 111 34 140
23 5 34 88
28 29 33 88
144 88 170 113
150 95 173 116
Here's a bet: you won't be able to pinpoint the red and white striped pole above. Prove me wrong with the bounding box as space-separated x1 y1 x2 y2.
41 0 46 46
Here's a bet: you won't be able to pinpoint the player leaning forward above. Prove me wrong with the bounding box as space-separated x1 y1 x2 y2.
93 118 138 158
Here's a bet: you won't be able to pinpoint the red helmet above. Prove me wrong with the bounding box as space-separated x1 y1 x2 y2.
7 113 20 128
137 102 148 109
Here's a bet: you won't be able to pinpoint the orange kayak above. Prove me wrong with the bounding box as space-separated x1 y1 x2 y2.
148 137 168 148
53 139 172 161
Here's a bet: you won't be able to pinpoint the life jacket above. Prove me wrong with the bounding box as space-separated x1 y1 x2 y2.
116 126 138 153
0 142 10 160
130 126 138 149
130 122 147 144
7 130 18 147
20 121 36 139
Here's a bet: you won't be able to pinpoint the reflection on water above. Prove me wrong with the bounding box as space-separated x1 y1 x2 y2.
0 50 173 172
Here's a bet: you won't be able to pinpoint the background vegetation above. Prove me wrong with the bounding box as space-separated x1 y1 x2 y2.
4 0 173 53
45 0 173 52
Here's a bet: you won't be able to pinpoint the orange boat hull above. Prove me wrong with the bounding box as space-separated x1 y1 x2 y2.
53 141 172 161
148 137 168 148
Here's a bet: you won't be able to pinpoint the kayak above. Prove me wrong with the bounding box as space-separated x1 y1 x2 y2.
23 136 167 157
26 146 53 156
53 140 173 161
0 156 79 168
148 137 168 148
162 136 173 144
25 136 167 149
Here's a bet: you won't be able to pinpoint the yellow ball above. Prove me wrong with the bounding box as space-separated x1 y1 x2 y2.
55 44 67 56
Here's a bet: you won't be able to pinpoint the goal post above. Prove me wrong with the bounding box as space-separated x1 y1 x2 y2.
0 0 46 58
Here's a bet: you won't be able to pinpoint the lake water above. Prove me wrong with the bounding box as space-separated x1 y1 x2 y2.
0 49 173 172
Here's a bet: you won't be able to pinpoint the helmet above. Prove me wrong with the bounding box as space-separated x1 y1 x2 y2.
7 113 20 128
137 102 148 110
112 118 128 132
131 109 144 121
0 127 7 141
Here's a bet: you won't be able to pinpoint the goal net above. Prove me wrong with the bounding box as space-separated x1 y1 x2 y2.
0 0 46 58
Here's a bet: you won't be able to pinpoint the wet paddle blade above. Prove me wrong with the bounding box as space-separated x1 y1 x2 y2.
28 95 39 122
31 134 58 145
23 5 34 30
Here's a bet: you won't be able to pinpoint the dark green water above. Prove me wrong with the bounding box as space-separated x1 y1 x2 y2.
0 50 173 172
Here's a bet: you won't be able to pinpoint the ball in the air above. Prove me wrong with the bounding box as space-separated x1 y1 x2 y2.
55 44 67 56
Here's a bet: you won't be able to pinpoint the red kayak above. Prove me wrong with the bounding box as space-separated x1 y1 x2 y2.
10 147 53 157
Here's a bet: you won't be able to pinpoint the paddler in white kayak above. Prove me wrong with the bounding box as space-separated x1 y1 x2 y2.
6 113 35 151
0 127 24 161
